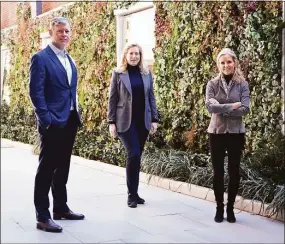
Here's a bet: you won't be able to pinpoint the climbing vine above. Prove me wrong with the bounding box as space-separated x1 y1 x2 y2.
153 1 283 152
1 1 283 158
1 1 136 165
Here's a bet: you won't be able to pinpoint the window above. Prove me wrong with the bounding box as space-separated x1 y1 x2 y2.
1 47 11 104
40 32 50 49
125 8 155 66
114 2 155 67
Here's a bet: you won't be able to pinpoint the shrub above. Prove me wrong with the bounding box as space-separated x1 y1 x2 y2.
142 148 284 217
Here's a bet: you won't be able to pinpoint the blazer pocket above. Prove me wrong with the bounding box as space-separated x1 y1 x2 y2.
47 102 62 109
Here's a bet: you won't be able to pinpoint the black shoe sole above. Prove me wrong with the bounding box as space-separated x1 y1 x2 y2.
36 223 62 233
53 215 85 220
53 215 63 220
128 203 137 208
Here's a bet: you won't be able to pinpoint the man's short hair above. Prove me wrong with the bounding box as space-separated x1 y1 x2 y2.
50 17 71 29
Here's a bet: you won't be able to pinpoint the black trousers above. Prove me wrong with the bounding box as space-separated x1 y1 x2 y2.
118 122 149 195
209 133 245 206
34 111 78 221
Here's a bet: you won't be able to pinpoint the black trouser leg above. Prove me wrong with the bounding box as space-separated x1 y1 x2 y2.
34 125 61 221
118 122 149 195
226 134 244 207
52 112 78 213
209 133 226 206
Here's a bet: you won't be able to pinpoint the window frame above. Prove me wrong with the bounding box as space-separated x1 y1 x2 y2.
114 2 155 67
1 46 11 104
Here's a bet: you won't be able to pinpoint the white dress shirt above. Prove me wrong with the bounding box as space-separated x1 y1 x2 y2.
49 42 76 111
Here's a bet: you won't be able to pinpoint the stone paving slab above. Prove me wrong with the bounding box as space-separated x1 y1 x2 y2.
1 138 284 243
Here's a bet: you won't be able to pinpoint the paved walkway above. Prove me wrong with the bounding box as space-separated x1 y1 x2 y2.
1 138 284 243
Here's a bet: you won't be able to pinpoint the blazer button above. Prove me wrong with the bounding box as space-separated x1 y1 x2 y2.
128 98 131 101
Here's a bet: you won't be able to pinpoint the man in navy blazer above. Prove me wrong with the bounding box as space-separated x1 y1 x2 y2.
29 17 84 233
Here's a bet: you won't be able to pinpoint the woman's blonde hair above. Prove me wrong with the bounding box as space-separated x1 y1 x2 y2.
116 43 149 74
215 48 245 83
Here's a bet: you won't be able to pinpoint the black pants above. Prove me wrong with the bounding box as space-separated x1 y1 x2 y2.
118 122 149 195
209 133 245 206
34 111 78 221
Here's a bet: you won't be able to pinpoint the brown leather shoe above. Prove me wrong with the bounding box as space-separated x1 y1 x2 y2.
53 210 85 220
36 219 62 233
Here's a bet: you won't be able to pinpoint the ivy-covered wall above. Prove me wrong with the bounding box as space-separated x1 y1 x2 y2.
1 2 284 162
153 1 283 153
1 2 133 166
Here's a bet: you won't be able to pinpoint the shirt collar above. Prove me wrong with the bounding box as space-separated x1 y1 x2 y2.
49 42 68 57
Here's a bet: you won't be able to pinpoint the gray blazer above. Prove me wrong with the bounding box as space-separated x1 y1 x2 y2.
205 77 250 134
108 69 158 133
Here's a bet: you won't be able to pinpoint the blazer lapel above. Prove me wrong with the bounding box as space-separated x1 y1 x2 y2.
67 54 77 87
219 79 227 94
46 45 67 74
120 72 132 95
142 73 149 97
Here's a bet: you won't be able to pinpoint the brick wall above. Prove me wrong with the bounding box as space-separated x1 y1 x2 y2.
1 2 18 29
1 1 70 30
42 1 67 14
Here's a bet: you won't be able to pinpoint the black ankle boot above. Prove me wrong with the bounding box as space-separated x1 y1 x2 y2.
214 204 224 223
127 194 137 208
135 194 145 204
226 205 236 223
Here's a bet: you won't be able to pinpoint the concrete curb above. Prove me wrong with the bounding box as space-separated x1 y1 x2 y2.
2 138 283 222
138 174 284 222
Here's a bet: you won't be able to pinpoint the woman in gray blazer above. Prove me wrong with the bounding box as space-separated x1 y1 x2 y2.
205 48 250 223
108 43 159 208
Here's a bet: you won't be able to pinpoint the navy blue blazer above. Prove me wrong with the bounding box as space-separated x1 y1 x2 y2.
29 45 81 128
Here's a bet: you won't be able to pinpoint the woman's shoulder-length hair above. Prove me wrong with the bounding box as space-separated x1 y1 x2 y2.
116 43 150 75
